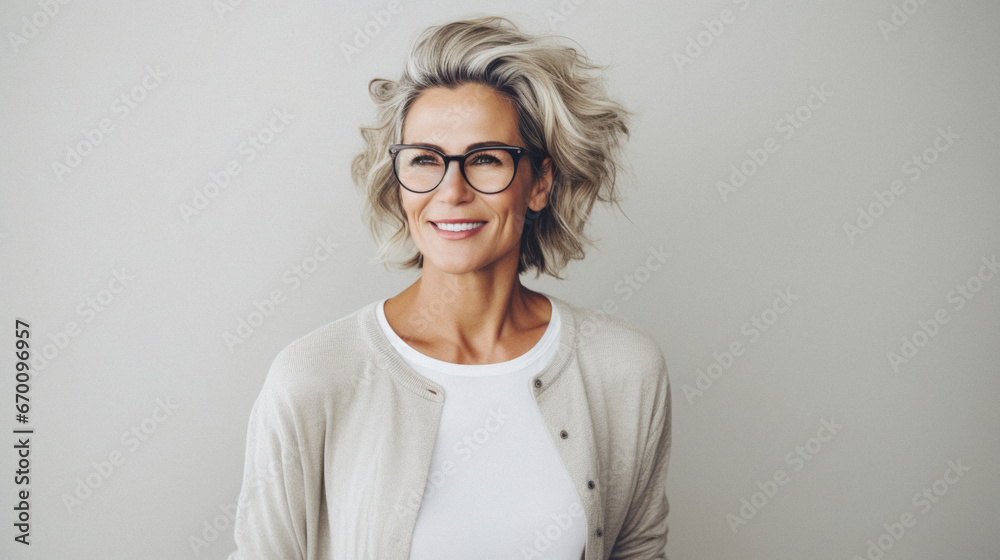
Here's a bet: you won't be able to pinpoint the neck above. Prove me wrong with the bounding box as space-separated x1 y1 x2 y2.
386 253 551 362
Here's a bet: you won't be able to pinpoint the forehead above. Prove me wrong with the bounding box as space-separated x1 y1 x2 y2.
402 83 521 147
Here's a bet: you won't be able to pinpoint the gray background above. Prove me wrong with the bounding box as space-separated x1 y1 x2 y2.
1 0 998 558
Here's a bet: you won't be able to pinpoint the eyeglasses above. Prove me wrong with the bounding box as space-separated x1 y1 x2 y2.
388 144 528 194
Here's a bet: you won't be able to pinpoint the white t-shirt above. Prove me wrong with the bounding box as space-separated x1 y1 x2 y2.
376 297 587 560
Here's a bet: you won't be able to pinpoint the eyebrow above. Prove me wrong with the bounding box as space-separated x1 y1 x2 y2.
405 141 513 152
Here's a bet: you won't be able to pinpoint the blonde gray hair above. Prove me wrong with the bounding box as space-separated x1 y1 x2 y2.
351 16 630 279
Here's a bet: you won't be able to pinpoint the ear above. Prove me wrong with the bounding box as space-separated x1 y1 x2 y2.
528 157 553 212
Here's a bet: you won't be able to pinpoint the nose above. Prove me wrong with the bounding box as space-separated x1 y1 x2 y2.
435 158 475 202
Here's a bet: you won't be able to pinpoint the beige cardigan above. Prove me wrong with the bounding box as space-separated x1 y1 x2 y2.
229 293 671 559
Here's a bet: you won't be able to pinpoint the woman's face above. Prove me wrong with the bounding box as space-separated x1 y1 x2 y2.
398 82 551 276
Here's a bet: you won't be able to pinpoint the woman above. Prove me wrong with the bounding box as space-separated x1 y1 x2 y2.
230 16 671 560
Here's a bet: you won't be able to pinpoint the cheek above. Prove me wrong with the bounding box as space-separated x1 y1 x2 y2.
399 195 421 225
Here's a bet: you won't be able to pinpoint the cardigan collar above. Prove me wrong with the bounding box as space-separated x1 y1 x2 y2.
359 291 578 403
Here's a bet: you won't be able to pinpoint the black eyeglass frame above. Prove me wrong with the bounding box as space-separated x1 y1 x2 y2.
388 144 529 194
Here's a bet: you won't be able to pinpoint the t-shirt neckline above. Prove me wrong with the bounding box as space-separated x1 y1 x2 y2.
375 295 560 377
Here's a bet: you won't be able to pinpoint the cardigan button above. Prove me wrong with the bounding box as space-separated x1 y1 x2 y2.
533 378 542 388
595 528 603 538
560 430 568 439
587 480 595 489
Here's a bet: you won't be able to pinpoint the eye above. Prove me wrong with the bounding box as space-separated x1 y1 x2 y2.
404 150 443 167
468 151 505 166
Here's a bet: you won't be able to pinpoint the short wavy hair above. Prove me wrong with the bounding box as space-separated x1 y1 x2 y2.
351 16 630 279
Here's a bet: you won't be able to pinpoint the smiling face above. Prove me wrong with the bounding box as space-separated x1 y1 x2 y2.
398 82 552 276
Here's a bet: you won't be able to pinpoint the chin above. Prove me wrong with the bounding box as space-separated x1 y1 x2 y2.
423 254 488 275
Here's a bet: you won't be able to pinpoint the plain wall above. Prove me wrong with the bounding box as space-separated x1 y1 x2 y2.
1 0 998 558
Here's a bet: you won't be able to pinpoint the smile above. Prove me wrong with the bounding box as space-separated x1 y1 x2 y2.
431 222 486 232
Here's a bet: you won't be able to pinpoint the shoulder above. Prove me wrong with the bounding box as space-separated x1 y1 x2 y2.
557 297 669 392
261 301 379 403
562 299 665 366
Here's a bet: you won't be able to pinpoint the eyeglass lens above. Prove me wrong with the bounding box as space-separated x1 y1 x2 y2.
394 147 516 193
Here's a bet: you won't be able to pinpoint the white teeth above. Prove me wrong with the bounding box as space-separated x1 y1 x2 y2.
434 222 485 232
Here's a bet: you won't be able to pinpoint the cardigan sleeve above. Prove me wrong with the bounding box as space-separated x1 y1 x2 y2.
228 369 309 560
610 348 672 559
